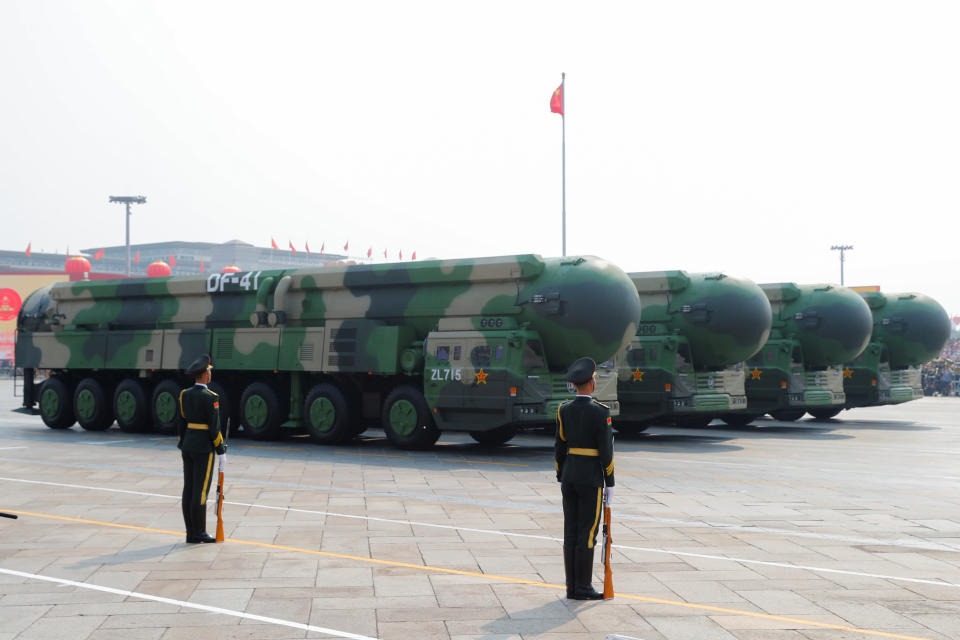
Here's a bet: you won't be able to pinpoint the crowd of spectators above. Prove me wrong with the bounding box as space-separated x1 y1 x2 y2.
922 335 960 396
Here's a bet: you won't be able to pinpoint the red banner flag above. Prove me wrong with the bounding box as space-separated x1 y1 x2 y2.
383 248 387 259
367 247 372 258
200 260 205 273
169 253 177 267
550 83 563 115
271 237 279 250
289 240 297 255
305 241 311 255
344 241 349 252
399 249 403 261
24 242 31 257
133 249 140 264
412 251 416 260
93 248 104 260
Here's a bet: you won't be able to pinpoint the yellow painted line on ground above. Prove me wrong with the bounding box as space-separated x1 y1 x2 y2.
439 458 529 467
2 508 933 640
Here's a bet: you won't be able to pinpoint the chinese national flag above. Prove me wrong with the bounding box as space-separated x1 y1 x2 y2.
271 237 279 250
344 241 349 252
305 241 311 255
399 249 403 261
93 248 105 260
367 247 372 258
412 251 416 260
24 242 31 257
133 249 140 264
550 84 563 115
200 260 205 273
169 253 177 267
289 240 297 255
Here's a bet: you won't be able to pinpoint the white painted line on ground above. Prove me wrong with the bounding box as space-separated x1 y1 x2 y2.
77 439 135 445
3 475 960 591
0 447 26 450
0 567 379 640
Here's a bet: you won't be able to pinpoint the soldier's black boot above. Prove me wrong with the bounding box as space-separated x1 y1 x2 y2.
183 501 196 543
190 504 216 543
573 547 603 600
563 546 576 598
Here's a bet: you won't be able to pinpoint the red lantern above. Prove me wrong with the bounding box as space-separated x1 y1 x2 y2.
146 260 172 277
221 265 242 274
64 256 92 274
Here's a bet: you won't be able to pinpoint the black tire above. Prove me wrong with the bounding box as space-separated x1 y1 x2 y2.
470 424 518 446
303 383 356 444
675 415 713 428
240 382 284 440
720 413 759 427
769 408 806 422
74 378 114 431
207 381 235 437
807 407 843 421
381 385 439 450
38 377 75 429
151 379 182 435
613 421 649 435
114 379 150 433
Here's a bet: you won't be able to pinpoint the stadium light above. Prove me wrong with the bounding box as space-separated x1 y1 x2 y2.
109 196 147 276
830 244 853 286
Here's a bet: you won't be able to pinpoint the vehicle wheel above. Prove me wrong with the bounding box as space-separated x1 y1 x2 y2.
807 407 842 421
152 379 182 435
74 378 114 431
207 381 235 437
470 424 518 446
613 421 649 435
114 379 150 433
675 415 713 428
769 408 805 422
720 413 759 427
381 385 439 450
303 383 356 444
39 377 75 429
240 382 284 440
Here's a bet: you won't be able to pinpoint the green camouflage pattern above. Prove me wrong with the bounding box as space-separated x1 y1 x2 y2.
844 292 950 408
739 283 873 415
17 254 640 436
615 271 770 423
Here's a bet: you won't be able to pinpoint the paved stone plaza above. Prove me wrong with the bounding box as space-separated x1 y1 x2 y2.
1 381 958 640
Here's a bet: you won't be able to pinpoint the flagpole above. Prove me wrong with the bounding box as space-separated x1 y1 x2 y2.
561 72 566 257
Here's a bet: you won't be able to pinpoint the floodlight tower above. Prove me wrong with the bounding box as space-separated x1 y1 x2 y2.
830 244 853 286
109 195 147 276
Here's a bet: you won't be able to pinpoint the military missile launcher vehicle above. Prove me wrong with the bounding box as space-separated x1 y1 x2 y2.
723 283 873 424
613 271 772 431
843 292 950 409
16 255 641 449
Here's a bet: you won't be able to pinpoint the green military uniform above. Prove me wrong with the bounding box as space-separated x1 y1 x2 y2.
178 355 225 543
555 357 615 600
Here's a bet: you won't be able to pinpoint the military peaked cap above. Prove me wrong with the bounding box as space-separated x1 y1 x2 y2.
566 357 596 384
185 354 213 377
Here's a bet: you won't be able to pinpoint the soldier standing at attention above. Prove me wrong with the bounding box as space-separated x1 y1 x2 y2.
178 355 226 543
555 357 615 600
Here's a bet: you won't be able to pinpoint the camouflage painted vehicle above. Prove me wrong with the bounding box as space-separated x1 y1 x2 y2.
844 292 950 409
16 255 640 449
614 271 771 432
724 283 872 424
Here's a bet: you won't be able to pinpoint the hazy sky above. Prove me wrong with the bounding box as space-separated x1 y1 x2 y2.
2 1 958 315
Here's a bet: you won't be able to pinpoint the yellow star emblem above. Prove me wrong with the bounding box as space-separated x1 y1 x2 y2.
632 368 644 382
843 367 853 379
475 368 488 384
750 367 762 380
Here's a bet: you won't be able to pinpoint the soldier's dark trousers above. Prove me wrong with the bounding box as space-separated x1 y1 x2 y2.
561 483 604 599
182 450 215 539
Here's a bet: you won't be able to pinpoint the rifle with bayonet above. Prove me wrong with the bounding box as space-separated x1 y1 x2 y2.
215 414 229 542
601 493 613 599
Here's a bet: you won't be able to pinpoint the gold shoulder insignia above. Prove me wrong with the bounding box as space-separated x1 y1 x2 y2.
593 400 609 409
205 388 219 398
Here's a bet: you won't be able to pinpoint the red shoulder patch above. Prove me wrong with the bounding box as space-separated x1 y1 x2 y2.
214 402 220 408
606 417 612 425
